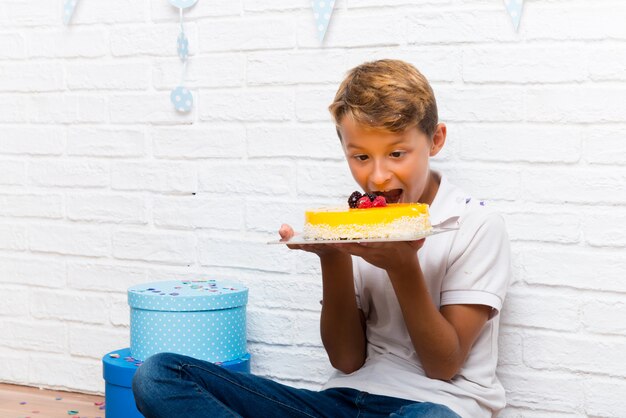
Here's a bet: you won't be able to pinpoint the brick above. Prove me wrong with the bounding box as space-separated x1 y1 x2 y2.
0 193 62 219
31 290 109 324
503 211 580 244
198 88 294 122
29 160 109 188
197 17 296 52
67 262 145 292
524 333 626 377
344 47 461 83
243 272 323 312
152 125 246 159
109 93 195 124
0 256 65 288
0 286 28 316
456 124 581 163
21 94 107 124
581 298 626 335
68 326 128 358
0 320 66 353
152 55 245 89
585 377 626 418
407 9 516 44
249 344 331 383
197 234 297 273
113 229 196 265
590 45 626 81
247 124 343 159
198 162 293 196
0 350 29 382
582 209 626 247
67 60 151 90
68 0 145 24
498 370 584 413
0 33 25 59
0 1 58 27
112 162 196 193
436 86 525 122
0 160 25 185
67 193 147 224
67 127 145 157
110 296 130 327
248 308 320 346
298 12 401 48
247 51 346 86
153 196 244 230
583 125 626 165
0 62 64 92
245 199 312 234
29 224 110 257
296 161 356 199
497 330 523 366
111 24 197 57
526 87 626 123
295 87 337 122
440 166 521 201
463 45 586 83
523 246 626 293
521 167 626 204
523 3 626 41
25 29 107 58
0 223 26 251
29 354 102 393
0 126 64 155
243 0 306 13
501 287 579 332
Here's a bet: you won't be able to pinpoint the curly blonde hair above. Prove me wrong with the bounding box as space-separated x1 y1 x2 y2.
329 59 438 139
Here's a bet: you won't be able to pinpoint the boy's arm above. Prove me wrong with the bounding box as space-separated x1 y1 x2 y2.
335 240 489 381
319 252 367 374
278 224 366 374
388 262 490 381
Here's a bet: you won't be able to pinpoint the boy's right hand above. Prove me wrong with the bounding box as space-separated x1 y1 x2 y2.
279 224 341 257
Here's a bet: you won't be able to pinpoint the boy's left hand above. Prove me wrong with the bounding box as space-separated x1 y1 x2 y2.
331 239 425 274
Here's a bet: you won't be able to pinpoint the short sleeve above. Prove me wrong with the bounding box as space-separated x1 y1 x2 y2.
441 209 511 318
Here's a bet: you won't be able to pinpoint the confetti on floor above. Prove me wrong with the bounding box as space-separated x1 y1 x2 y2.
0 383 104 418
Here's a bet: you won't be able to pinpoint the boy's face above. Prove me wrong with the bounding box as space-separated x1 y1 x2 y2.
339 116 443 205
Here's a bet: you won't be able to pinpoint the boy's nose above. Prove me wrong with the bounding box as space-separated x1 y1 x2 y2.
370 161 391 188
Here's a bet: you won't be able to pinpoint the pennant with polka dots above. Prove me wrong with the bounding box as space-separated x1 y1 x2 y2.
503 0 524 31
311 0 336 42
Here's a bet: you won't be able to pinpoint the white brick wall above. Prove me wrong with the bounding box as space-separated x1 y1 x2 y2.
1 0 625 416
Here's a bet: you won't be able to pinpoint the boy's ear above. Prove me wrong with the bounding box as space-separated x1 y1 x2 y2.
429 123 446 157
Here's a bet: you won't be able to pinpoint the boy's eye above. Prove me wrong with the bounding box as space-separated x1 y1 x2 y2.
355 155 369 161
390 151 404 158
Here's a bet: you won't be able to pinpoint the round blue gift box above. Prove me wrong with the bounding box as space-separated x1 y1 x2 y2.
128 279 248 362
103 348 251 418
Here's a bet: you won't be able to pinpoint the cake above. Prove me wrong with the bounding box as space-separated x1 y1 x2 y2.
303 191 431 240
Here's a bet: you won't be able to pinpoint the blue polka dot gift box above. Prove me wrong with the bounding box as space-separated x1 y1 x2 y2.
102 348 250 418
128 279 248 362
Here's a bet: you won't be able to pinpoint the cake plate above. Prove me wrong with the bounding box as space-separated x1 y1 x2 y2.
267 226 458 245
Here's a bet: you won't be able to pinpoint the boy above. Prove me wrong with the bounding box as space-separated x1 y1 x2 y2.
132 59 511 418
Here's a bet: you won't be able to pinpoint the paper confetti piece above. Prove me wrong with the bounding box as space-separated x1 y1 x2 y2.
67 411 79 416
62 0 80 25
311 0 336 42
503 0 524 31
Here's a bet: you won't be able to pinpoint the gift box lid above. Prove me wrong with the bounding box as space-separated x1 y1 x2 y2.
128 279 248 312
102 348 143 387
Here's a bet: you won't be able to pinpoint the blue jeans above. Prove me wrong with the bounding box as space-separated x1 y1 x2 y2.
132 352 462 418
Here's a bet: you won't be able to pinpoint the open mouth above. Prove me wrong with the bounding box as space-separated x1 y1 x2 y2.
373 189 403 204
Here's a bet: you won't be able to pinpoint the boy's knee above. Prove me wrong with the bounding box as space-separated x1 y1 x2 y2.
132 352 181 405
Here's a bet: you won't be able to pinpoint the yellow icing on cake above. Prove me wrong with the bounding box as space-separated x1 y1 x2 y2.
303 203 431 240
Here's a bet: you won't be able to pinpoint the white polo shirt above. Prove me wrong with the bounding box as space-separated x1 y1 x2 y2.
322 175 511 418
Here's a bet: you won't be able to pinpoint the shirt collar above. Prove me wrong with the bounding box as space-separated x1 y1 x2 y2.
428 173 468 227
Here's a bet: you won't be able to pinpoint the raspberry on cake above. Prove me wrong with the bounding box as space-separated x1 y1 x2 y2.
303 191 432 240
